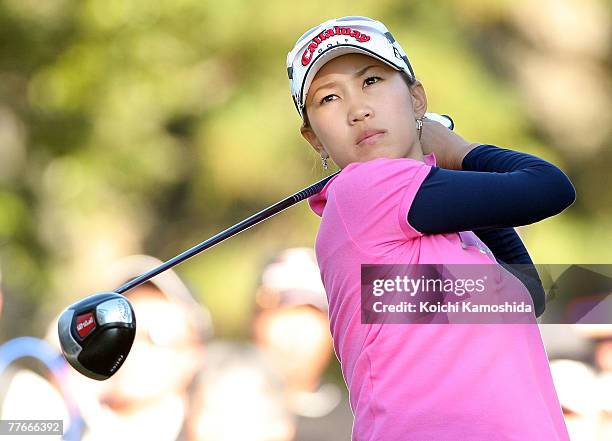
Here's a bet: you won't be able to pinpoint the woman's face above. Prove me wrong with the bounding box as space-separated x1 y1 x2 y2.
300 53 427 169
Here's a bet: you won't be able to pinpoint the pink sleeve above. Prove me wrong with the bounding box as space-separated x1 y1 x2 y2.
332 157 432 253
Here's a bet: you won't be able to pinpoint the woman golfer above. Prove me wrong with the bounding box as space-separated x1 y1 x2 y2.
286 16 575 440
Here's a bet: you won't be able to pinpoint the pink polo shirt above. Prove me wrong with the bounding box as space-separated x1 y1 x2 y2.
308 154 569 441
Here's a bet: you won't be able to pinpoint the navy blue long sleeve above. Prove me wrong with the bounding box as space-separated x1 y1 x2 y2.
408 144 576 233
407 144 576 316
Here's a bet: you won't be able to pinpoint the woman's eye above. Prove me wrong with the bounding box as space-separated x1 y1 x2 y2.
364 76 381 86
318 77 381 104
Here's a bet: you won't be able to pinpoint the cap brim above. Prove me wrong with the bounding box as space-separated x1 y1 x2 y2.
300 44 404 109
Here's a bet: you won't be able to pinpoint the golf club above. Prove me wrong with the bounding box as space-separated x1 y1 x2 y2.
58 112 455 380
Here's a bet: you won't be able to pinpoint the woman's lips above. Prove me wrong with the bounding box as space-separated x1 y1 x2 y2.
357 130 386 146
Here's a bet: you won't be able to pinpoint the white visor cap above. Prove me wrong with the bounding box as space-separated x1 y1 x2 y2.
286 16 416 120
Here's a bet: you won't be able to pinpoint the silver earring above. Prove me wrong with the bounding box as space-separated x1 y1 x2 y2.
321 155 329 170
416 117 423 140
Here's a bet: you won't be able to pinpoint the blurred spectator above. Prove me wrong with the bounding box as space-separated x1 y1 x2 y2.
185 341 294 441
574 324 612 440
252 248 353 441
0 336 85 441
549 359 600 441
65 255 212 441
0 262 85 441
539 324 594 361
599 371 612 441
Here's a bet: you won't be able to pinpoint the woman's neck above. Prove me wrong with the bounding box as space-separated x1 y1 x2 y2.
405 143 425 162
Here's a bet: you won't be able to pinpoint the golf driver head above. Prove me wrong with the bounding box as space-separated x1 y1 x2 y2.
58 292 136 380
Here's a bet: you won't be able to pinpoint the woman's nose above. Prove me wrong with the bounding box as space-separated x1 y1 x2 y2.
349 100 374 123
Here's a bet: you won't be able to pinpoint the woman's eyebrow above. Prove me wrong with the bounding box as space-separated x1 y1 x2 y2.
310 64 380 99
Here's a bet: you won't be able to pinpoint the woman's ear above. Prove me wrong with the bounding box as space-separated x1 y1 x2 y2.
409 80 428 118
300 125 327 157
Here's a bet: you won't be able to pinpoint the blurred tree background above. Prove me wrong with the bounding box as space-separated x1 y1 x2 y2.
0 0 610 339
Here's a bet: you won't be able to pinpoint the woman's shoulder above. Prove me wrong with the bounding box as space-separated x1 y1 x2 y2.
334 157 429 190
342 156 426 172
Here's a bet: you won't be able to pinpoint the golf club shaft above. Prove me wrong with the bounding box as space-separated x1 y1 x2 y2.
116 112 454 295
115 171 340 294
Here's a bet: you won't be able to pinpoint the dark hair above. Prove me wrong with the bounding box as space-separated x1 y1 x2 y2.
301 71 417 129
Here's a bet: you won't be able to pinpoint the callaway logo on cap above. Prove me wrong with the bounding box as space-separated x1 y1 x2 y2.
286 16 416 119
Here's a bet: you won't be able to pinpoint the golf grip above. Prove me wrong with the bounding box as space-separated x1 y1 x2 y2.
115 113 454 295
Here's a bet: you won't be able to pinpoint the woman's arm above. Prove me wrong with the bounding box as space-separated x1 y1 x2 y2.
408 141 574 317
472 226 546 316
471 226 531 263
408 144 576 233
413 120 576 232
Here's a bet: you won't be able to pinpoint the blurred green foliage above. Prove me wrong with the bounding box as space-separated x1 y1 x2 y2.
0 0 610 339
